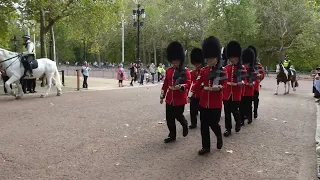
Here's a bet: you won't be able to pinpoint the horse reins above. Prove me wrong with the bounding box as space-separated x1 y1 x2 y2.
0 54 22 71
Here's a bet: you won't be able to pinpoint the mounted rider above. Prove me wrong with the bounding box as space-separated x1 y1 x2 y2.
283 55 292 78
22 35 35 77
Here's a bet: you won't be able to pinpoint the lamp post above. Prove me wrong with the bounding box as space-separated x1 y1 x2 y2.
132 4 146 67
12 36 18 52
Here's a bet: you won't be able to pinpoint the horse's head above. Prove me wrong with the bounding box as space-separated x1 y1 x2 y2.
276 63 286 73
0 48 20 68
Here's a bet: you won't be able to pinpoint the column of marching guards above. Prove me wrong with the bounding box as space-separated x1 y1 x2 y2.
160 36 265 155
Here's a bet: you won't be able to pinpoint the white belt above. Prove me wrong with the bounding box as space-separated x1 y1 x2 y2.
169 86 179 90
203 86 221 91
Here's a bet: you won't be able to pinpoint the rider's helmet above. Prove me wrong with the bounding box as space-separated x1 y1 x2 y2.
284 55 289 61
22 35 30 39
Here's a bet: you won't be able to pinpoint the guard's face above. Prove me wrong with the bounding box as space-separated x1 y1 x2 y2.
23 37 28 42
229 57 239 64
194 63 202 69
207 57 217 67
171 60 181 68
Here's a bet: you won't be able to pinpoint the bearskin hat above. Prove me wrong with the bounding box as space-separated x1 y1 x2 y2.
202 36 221 59
242 48 255 64
247 45 257 57
226 41 242 58
190 48 204 65
167 41 185 63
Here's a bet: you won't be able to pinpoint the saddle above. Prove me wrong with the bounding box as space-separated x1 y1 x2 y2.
22 56 38 69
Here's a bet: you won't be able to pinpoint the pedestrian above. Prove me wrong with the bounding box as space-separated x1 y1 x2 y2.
157 64 164 82
265 66 269 77
223 41 247 137
134 63 138 83
139 65 145 85
117 64 125 87
129 63 135 86
189 36 226 155
81 61 90 89
240 48 256 125
160 41 191 143
188 48 204 129
248 45 265 119
149 63 156 83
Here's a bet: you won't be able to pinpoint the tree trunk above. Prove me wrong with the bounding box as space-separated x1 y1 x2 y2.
160 45 164 65
184 42 188 65
97 53 101 68
50 26 56 62
142 37 146 65
148 50 152 64
40 9 47 58
153 35 157 65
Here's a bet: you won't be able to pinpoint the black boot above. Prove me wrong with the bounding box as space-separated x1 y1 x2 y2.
254 111 258 119
217 136 223 149
198 148 210 155
235 125 241 132
189 124 197 129
223 130 232 137
183 122 188 137
164 137 176 143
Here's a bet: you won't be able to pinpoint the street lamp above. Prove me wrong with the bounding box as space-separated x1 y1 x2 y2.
12 36 18 52
132 4 146 67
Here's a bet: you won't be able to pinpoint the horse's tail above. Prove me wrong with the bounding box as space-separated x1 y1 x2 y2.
54 67 62 89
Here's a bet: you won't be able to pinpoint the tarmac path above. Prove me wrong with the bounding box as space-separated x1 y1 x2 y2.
0 77 317 180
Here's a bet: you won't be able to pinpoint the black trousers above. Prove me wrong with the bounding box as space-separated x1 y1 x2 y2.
166 104 188 138
27 78 36 91
240 96 253 121
223 97 241 131
253 91 259 114
2 76 12 93
157 72 163 82
23 55 34 75
83 75 88 88
151 73 155 83
190 97 200 126
200 108 222 149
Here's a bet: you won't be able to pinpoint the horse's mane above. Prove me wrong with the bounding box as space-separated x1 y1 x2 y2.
0 48 18 56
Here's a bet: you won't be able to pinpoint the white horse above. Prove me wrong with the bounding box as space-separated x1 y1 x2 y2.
0 48 62 99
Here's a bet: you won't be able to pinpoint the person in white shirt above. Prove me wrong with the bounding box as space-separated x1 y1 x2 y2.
81 61 90 88
22 35 35 77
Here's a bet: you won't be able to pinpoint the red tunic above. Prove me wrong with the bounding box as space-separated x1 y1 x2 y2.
223 64 247 101
161 67 191 106
190 69 202 99
243 67 257 97
191 66 227 109
254 63 265 91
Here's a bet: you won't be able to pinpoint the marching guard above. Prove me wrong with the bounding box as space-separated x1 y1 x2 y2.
189 36 227 155
248 46 265 119
240 48 257 125
189 48 204 129
223 41 247 137
160 41 191 143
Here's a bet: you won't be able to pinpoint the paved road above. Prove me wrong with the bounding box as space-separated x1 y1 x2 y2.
0 77 317 180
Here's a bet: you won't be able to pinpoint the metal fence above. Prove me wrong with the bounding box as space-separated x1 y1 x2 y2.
58 66 132 79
